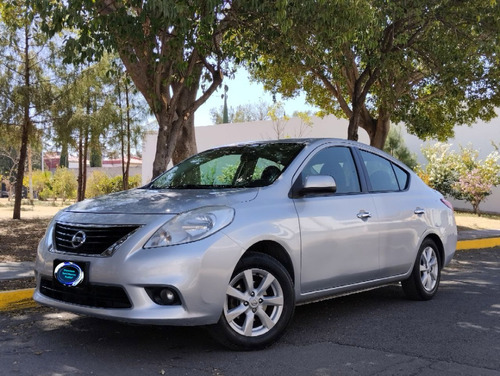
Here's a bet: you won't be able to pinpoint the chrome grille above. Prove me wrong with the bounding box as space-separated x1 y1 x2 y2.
54 222 140 256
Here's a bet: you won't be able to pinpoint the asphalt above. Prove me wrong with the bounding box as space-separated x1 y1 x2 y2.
1 228 500 312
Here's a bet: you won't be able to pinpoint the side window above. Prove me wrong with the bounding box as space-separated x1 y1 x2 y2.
199 155 241 185
302 147 361 194
360 150 399 192
253 158 283 184
393 164 409 190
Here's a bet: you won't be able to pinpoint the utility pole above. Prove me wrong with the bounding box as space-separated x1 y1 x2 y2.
222 85 229 124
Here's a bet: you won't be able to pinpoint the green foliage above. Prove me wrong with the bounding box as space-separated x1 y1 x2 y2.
238 1 500 148
34 0 237 173
86 171 141 198
23 170 51 196
210 99 271 125
419 143 462 196
52 167 77 202
37 167 78 201
383 127 418 170
419 143 500 214
269 102 293 139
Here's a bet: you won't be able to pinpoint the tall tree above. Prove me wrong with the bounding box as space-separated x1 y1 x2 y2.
238 1 500 149
0 0 52 219
71 60 119 201
113 67 146 190
36 0 237 178
210 99 271 124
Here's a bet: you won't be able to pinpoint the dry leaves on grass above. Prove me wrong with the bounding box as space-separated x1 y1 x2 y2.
0 218 51 263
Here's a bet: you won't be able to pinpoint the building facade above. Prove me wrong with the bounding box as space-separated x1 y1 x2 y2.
142 114 500 214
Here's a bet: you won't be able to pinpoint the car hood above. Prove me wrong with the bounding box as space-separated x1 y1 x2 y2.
64 188 259 215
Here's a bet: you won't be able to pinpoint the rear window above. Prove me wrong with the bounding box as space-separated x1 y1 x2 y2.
360 150 408 192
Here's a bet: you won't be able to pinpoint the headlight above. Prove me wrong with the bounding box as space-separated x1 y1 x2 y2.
144 206 235 248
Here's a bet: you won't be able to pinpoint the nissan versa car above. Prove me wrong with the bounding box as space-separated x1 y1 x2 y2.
34 138 457 350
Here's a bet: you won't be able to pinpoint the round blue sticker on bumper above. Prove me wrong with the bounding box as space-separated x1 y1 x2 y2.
54 262 84 287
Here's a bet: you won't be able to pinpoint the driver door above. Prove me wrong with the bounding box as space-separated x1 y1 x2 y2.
293 146 381 293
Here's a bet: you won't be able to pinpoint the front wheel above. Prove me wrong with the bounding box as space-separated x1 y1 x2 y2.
208 253 295 350
402 239 441 301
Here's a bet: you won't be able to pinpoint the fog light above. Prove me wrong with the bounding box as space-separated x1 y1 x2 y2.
145 286 181 306
160 288 175 303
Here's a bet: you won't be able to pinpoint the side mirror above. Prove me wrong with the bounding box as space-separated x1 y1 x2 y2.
290 175 337 198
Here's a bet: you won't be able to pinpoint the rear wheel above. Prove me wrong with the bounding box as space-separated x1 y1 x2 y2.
209 253 295 350
402 239 441 301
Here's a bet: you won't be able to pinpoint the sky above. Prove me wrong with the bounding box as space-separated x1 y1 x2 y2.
194 68 318 127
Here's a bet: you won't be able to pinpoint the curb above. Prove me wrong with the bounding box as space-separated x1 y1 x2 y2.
0 288 36 312
456 237 500 251
1 238 499 312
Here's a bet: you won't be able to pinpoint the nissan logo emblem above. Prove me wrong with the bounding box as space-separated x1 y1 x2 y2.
71 231 87 248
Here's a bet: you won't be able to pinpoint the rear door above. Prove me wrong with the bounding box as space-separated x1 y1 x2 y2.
293 146 381 293
358 149 427 277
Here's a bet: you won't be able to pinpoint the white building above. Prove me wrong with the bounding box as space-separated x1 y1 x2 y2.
142 114 500 214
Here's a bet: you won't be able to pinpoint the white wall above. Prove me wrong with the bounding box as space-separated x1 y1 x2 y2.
142 115 369 184
142 114 500 213
397 117 500 214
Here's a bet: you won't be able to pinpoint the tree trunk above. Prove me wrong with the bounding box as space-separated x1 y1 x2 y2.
151 68 203 177
370 109 391 150
124 78 131 189
348 104 391 150
172 84 199 165
82 126 89 199
28 144 33 204
77 126 84 201
60 143 69 168
77 124 89 201
347 108 361 142
13 26 31 220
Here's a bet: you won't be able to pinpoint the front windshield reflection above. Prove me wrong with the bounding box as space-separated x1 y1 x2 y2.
149 143 305 189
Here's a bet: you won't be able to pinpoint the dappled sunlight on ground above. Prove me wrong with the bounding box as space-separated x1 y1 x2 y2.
455 212 500 231
0 198 69 219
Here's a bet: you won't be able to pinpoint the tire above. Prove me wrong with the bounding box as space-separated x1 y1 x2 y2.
208 252 295 350
402 239 441 301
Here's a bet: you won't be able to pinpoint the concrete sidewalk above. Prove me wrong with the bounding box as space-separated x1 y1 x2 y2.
1 228 500 312
0 261 35 281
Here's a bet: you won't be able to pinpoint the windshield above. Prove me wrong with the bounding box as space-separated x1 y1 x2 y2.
149 142 305 189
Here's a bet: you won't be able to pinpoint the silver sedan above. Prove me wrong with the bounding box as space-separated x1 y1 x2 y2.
34 139 457 350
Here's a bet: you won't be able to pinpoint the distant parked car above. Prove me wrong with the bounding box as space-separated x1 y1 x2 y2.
0 190 8 198
34 139 457 350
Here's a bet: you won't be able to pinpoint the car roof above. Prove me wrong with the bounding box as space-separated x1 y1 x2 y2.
216 138 365 148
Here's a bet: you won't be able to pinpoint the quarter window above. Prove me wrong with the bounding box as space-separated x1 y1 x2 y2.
393 164 409 190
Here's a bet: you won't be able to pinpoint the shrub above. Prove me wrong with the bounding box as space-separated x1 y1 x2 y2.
52 167 77 202
86 171 142 198
86 171 112 198
420 143 500 215
23 170 52 198
383 127 418 170
419 143 459 197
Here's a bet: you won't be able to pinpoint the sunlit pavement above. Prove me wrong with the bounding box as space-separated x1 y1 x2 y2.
0 247 499 375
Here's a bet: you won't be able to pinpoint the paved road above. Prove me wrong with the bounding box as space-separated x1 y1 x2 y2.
1 248 499 376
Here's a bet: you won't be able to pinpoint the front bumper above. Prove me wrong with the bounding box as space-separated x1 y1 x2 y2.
34 216 244 326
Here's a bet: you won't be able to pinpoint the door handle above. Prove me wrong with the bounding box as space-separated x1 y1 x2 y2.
357 211 372 220
414 208 425 215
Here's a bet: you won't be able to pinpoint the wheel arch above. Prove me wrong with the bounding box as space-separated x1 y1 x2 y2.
243 241 295 285
423 233 445 269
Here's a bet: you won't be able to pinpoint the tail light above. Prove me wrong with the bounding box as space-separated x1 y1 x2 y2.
440 198 454 211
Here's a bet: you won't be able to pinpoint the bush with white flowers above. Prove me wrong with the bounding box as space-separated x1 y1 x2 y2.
419 143 500 215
